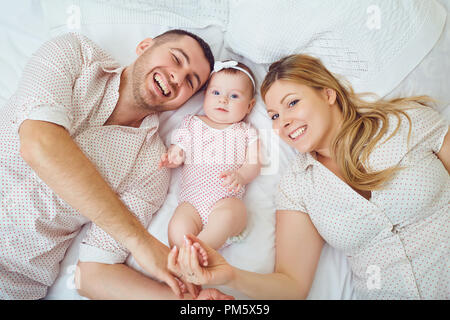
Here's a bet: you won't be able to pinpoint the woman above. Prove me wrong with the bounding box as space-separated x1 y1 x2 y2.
169 54 449 299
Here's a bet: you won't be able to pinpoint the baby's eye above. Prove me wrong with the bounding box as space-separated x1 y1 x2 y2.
212 90 220 95
271 114 279 121
230 94 239 99
288 99 299 108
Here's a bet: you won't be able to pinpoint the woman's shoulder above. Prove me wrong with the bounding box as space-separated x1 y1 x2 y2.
388 106 447 144
368 105 448 170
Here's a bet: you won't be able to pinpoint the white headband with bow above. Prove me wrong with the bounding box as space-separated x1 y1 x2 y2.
212 60 256 93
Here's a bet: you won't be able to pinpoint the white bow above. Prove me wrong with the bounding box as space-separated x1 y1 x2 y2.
213 60 238 73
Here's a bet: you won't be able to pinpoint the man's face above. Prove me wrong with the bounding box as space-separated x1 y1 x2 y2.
131 35 211 112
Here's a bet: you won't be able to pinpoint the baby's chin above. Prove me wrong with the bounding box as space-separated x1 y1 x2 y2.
204 111 245 124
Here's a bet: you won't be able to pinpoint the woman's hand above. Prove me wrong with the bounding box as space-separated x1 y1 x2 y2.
168 234 235 286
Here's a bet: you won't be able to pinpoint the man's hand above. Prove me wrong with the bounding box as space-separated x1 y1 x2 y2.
132 235 199 298
167 234 235 287
158 144 185 169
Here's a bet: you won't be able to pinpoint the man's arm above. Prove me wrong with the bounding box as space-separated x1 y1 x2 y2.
19 119 183 297
76 261 235 300
76 262 183 300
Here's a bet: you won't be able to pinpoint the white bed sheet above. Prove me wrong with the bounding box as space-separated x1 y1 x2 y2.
0 0 448 300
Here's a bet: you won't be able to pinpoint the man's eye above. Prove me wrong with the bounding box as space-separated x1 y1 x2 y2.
230 94 239 99
187 78 193 89
271 114 279 121
289 99 299 107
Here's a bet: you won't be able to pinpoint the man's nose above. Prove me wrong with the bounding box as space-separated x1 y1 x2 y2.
170 68 187 87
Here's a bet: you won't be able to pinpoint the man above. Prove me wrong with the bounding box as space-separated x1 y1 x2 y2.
0 29 213 299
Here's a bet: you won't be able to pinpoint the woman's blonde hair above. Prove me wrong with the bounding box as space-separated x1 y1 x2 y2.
261 54 433 191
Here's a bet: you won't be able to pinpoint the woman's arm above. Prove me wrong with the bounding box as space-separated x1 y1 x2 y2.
437 128 450 174
172 210 324 299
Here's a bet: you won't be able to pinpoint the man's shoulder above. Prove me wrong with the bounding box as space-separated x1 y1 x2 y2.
47 32 120 68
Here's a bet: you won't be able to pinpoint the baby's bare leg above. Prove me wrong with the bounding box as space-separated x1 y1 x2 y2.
197 198 247 250
168 202 208 267
168 202 203 248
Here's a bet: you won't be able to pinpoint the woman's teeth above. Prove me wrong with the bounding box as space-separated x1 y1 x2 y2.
154 74 170 96
289 126 307 139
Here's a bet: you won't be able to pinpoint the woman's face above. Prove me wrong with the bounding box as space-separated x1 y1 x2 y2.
264 80 339 154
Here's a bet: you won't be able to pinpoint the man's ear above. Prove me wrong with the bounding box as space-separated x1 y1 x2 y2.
136 38 154 56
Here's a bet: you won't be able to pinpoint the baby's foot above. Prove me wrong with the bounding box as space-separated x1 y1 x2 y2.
192 242 208 267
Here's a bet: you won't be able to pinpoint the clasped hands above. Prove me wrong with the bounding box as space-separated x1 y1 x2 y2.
168 234 235 300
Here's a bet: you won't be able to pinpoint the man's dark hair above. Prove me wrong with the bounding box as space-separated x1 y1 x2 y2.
154 29 215 75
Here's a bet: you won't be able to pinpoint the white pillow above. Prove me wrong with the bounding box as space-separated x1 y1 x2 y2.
41 1 226 66
42 0 228 30
224 0 447 98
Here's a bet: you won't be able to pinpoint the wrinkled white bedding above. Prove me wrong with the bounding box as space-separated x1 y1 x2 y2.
0 0 448 300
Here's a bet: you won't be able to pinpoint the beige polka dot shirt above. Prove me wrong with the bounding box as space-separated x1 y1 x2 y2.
0 33 169 299
276 106 449 299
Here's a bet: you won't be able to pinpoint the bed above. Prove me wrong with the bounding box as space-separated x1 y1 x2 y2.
0 0 448 300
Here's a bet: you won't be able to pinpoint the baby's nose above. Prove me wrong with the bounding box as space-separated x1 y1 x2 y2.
219 95 228 104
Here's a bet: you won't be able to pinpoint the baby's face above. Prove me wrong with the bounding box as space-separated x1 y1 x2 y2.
203 72 255 124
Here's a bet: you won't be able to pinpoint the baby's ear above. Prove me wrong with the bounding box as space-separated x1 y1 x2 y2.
247 98 256 114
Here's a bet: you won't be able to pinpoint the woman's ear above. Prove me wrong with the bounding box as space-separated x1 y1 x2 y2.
323 88 337 106
136 38 154 56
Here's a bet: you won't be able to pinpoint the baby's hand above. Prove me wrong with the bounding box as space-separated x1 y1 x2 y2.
158 145 185 169
219 170 244 193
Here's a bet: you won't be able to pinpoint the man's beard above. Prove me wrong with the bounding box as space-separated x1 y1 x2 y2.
131 50 168 112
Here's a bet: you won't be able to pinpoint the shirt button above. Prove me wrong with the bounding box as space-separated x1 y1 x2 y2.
391 224 401 234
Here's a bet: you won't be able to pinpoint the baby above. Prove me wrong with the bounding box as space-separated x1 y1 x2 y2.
159 60 261 265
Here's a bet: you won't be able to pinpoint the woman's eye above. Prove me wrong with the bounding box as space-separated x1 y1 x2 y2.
288 99 299 107
230 94 239 99
271 114 279 121
212 90 220 95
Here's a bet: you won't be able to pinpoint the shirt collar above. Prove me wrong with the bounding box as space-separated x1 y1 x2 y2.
291 151 317 173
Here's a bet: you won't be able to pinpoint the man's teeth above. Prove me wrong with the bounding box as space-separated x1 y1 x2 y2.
289 126 307 139
154 74 169 95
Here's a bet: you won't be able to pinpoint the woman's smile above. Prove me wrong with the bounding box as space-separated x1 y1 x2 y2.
288 125 307 140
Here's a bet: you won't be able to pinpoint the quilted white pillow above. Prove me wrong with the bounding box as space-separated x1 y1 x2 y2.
224 0 447 97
